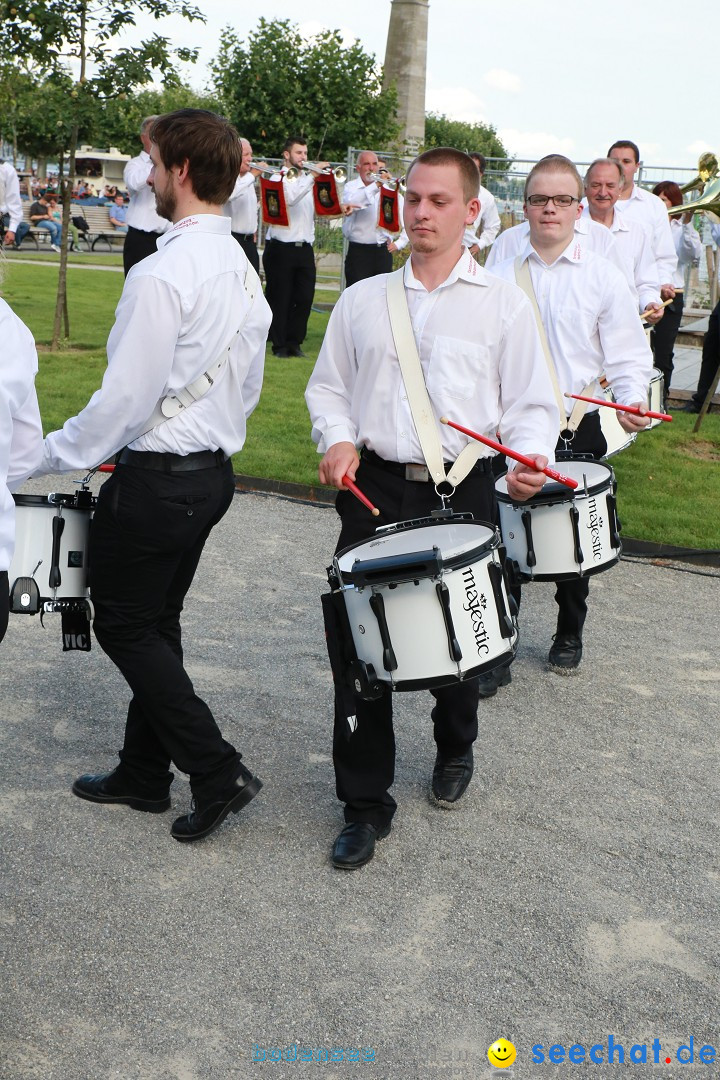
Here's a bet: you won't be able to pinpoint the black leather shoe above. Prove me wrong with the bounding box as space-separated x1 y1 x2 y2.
331 821 391 869
288 346 306 358
548 633 583 674
171 767 262 842
272 347 290 358
431 747 473 806
681 401 701 413
476 663 512 698
72 771 171 813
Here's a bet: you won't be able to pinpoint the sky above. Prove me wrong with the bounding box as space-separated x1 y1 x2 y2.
128 0 715 171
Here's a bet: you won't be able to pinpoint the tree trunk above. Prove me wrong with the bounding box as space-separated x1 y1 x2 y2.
51 128 78 348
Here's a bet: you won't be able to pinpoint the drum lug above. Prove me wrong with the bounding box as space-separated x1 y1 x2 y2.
368 592 397 672
606 491 622 550
487 562 515 640
434 582 463 661
347 660 384 701
569 504 585 569
520 510 536 568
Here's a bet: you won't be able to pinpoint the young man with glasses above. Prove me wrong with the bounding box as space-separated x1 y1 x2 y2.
487 154 652 679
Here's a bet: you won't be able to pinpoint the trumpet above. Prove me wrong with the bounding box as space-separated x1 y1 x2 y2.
247 162 278 177
285 163 347 183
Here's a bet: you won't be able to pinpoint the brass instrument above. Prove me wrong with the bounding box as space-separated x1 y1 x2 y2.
668 175 720 225
285 164 347 183
679 152 718 195
247 162 278 177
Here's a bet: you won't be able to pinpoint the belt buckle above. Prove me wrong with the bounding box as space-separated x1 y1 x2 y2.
405 463 430 483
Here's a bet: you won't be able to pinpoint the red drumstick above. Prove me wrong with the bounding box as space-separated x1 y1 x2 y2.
564 392 672 422
342 474 380 516
97 464 115 472
440 417 578 490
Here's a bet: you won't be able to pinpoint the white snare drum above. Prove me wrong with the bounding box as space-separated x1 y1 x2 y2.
645 367 665 429
9 491 95 614
495 460 621 582
332 515 517 692
598 386 637 458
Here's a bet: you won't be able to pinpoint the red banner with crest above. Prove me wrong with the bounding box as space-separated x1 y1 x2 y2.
260 177 289 227
377 185 400 233
313 173 342 217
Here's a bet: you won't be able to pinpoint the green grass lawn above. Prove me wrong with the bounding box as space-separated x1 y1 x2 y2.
2 261 719 549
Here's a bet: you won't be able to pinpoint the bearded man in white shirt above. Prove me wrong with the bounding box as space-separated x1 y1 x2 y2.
39 109 272 844
488 154 652 681
306 147 559 870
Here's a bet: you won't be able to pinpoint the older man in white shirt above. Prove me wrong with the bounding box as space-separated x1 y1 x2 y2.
306 147 558 870
223 137 264 273
40 109 271 845
341 150 408 286
122 115 170 276
582 157 663 318
489 154 652 680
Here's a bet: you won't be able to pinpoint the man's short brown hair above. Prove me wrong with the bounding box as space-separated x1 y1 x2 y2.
405 147 479 202
524 154 583 200
150 109 242 206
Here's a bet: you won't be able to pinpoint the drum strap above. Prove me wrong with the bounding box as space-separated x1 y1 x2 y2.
138 261 261 434
385 268 485 487
514 257 594 434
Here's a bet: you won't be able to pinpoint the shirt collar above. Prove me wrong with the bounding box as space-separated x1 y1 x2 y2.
404 248 489 292
520 234 585 268
156 213 231 248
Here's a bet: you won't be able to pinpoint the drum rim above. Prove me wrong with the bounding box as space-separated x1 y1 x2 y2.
13 492 94 509
495 460 613 504
335 517 499 575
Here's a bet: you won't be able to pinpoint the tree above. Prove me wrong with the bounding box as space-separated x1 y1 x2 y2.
95 83 222 156
212 18 399 160
423 113 510 165
0 0 205 349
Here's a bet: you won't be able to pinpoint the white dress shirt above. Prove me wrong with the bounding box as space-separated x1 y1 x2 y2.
1 300 43 571
0 161 23 233
306 249 559 464
489 238 653 415
581 205 660 311
265 170 316 244
223 172 258 235
41 215 271 474
462 184 501 251
614 184 677 286
668 217 702 289
342 177 408 249
123 151 170 234
485 216 630 285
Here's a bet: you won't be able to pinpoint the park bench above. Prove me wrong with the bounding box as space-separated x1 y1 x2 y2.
3 202 126 252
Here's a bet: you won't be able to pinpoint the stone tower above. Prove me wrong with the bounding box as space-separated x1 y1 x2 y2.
382 0 429 152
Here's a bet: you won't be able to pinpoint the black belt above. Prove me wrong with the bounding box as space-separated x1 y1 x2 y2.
266 238 311 247
348 241 386 248
233 232 255 241
360 447 492 482
127 225 162 237
117 448 228 472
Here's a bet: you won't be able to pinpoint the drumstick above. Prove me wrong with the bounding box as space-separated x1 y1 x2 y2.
440 417 578 490
97 464 115 472
640 296 674 321
563 392 672 422
342 474 380 516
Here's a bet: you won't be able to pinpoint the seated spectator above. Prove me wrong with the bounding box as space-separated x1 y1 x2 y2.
29 194 61 251
104 185 118 199
47 198 81 251
108 193 128 233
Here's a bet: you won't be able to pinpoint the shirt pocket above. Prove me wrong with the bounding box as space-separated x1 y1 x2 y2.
426 335 491 402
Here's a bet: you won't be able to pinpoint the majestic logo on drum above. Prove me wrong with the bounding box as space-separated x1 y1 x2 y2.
461 567 490 655
587 497 604 562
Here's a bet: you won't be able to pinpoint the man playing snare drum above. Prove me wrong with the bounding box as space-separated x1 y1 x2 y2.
305 148 559 870
488 154 652 682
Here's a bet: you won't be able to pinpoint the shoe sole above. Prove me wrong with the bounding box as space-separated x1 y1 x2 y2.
548 661 581 676
171 777 263 842
71 782 171 814
476 669 512 699
430 786 472 810
332 825 391 870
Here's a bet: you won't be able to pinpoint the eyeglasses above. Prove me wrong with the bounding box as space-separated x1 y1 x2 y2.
526 194 579 207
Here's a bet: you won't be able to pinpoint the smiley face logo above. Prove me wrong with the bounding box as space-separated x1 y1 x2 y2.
487 1039 517 1069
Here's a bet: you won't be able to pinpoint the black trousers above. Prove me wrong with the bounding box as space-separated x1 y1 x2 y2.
0 571 8 645
650 293 683 398
262 239 315 351
88 458 240 799
232 233 260 274
331 457 497 829
344 242 392 287
511 412 607 638
691 299 720 408
123 225 163 277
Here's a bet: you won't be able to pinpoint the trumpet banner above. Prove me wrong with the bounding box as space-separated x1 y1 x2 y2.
260 177 289 227
313 174 342 217
378 185 400 233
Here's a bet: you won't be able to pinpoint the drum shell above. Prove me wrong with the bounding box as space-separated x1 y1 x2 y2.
645 367 664 430
496 461 620 582
598 387 637 457
9 494 94 604
334 519 517 692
